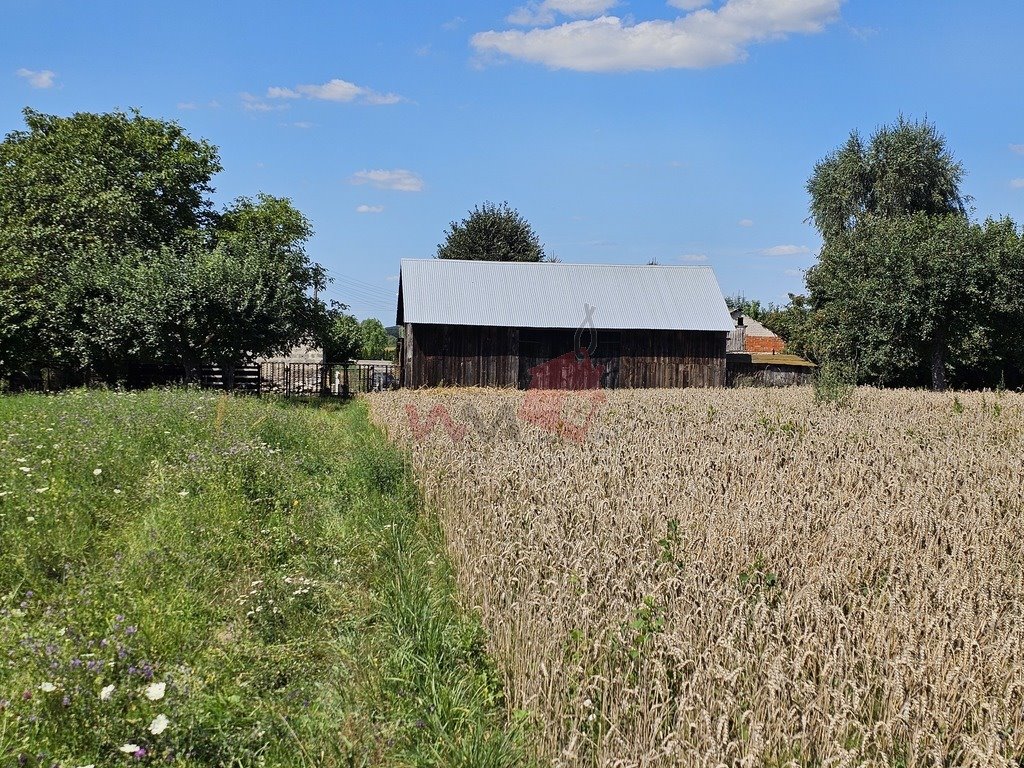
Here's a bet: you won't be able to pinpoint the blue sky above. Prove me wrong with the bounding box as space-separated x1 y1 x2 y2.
5 0 1024 322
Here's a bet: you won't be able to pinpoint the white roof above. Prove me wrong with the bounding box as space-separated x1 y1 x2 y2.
398 259 734 332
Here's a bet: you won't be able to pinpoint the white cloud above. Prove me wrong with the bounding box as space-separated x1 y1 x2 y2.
473 0 843 72
356 204 385 213
442 16 466 30
267 86 301 99
1011 144 1024 155
738 218 754 227
179 100 220 110
16 68 56 88
241 92 287 112
1011 179 1024 189
761 244 810 256
266 78 403 106
509 0 619 26
677 253 708 262
668 0 713 8
290 121 315 129
784 268 804 276
350 169 424 192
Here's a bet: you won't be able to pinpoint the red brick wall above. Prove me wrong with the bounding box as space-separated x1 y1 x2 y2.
745 335 786 354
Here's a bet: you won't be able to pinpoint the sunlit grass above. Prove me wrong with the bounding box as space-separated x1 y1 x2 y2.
0 389 523 767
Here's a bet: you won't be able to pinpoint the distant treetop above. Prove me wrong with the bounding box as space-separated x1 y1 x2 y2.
436 201 546 262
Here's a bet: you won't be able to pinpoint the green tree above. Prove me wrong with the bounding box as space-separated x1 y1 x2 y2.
0 109 327 383
322 308 361 364
761 294 814 355
724 294 770 323
436 201 546 262
805 118 981 390
358 318 391 360
0 108 220 375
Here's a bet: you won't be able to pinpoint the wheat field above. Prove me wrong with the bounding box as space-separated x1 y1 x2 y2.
367 387 1024 767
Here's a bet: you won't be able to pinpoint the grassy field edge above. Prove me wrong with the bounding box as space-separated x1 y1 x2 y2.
0 391 525 767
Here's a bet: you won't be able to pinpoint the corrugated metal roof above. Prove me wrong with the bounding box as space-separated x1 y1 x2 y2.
398 259 734 332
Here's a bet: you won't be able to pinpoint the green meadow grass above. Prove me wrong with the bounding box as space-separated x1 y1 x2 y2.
0 390 522 767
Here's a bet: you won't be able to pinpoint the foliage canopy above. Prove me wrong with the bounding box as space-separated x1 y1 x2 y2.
0 109 328 380
436 201 546 262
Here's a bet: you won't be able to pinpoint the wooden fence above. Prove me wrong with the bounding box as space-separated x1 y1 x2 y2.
5 362 399 398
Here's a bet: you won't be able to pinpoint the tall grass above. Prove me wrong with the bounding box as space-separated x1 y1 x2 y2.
370 387 1024 767
0 389 523 767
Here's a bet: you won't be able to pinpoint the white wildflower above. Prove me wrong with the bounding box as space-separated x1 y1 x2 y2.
93 468 102 476
20 466 31 473
34 487 49 493
26 516 35 523
113 489 122 494
119 744 140 754
149 713 169 735
178 490 189 497
100 683 115 701
144 681 166 701
39 681 57 692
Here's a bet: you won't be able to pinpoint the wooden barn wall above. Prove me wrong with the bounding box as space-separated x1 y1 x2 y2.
405 324 727 389
617 330 726 388
405 323 519 387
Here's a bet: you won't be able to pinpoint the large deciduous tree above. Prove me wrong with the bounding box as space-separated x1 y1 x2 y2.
358 318 391 360
805 117 987 390
0 108 326 381
436 201 546 262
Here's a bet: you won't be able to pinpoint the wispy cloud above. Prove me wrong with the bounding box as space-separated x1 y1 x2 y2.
178 100 219 110
677 253 708 262
356 204 385 213
266 78 403 105
241 92 288 112
1011 178 1024 189
761 244 810 256
473 0 843 72
784 268 804 277
1011 144 1024 155
508 0 618 26
738 218 754 227
442 16 466 30
349 169 425 192
16 68 56 88
290 121 315 129
667 0 712 8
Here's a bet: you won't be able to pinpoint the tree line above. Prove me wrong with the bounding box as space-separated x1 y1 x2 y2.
0 108 393 384
737 118 1024 391
3 108 1019 391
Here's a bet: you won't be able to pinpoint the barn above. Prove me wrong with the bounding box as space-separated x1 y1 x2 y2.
396 259 735 389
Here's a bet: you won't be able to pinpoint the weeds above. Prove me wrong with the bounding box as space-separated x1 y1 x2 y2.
0 390 524 767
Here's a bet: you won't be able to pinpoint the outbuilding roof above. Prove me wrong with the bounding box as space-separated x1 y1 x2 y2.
397 259 734 332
